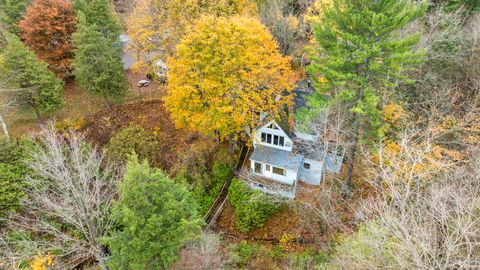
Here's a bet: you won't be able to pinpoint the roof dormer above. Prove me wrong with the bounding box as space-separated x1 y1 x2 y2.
253 120 293 152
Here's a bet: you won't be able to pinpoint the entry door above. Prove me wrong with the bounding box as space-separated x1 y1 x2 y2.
254 162 262 175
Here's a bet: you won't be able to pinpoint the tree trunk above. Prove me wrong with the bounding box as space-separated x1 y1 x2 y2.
0 114 9 139
103 96 111 109
228 134 235 156
343 113 361 198
34 108 41 123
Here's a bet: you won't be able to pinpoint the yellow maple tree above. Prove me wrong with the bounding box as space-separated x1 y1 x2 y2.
126 0 257 73
164 15 295 146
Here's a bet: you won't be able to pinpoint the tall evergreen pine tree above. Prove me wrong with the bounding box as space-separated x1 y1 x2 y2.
2 33 64 118
72 13 127 105
73 0 122 41
107 156 203 269
307 0 426 193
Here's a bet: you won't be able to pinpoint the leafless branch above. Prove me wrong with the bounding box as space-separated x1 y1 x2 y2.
0 124 121 269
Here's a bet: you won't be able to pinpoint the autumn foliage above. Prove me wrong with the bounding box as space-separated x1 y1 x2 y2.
126 0 257 72
164 15 295 142
18 0 76 78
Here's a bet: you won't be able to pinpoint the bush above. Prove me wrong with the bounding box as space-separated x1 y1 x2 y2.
107 156 203 269
0 137 33 219
285 249 330 269
228 178 280 232
227 240 260 268
175 142 235 216
186 160 234 216
106 124 161 165
174 139 218 187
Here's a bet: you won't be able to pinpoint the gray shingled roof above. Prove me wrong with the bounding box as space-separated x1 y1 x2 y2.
250 146 304 171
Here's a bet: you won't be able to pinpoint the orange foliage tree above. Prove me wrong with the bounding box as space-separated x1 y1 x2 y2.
164 15 295 151
18 0 76 78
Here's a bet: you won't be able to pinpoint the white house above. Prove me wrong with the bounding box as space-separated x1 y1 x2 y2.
247 120 344 199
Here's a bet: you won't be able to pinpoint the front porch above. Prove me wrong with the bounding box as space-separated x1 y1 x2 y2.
238 168 297 199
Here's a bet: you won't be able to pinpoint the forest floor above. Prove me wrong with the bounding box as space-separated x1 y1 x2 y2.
80 99 196 171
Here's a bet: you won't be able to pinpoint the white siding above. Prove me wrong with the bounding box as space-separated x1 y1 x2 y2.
299 158 323 185
305 158 322 172
250 160 297 186
253 120 293 152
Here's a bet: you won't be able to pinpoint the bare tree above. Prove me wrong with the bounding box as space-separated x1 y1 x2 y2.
173 232 227 270
0 125 121 269
290 105 353 236
257 0 301 55
330 127 480 269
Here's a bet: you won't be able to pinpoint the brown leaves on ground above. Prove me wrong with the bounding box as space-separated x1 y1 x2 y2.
81 99 191 171
216 201 318 252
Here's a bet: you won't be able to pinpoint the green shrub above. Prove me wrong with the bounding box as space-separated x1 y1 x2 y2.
228 240 261 268
175 142 234 216
228 178 280 232
106 124 160 165
212 161 233 182
174 139 217 187
187 160 233 215
107 156 203 269
286 249 330 269
0 137 33 219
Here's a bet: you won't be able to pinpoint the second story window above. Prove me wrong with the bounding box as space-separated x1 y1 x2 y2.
273 135 284 147
260 132 285 147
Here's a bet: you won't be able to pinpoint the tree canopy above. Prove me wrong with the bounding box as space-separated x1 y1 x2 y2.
73 0 122 41
72 13 128 104
164 15 295 144
107 156 203 269
1 33 64 117
18 0 77 78
0 0 30 34
306 0 426 190
0 137 32 219
126 0 257 72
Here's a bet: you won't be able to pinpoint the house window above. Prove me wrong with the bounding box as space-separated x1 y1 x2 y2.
254 162 262 174
272 166 286 176
261 132 285 147
267 123 279 130
303 163 311 170
266 165 271 171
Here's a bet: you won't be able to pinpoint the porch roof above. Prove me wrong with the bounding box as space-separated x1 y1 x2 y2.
250 146 303 171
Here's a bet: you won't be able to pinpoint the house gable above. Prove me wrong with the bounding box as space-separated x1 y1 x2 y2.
253 120 293 152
